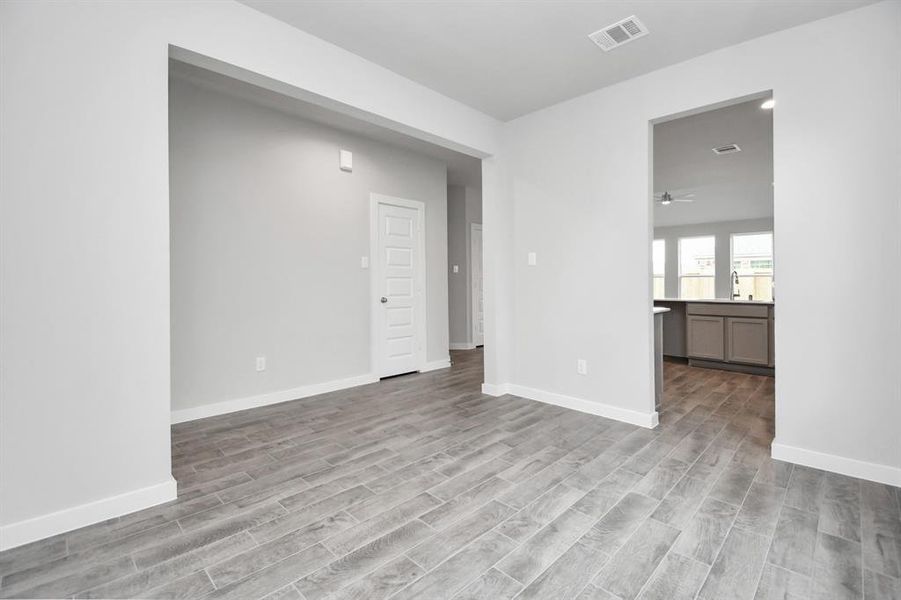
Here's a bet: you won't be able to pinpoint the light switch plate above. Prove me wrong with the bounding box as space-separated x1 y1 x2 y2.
577 359 587 375
361 256 369 269
256 356 266 372
527 252 537 266
453 265 459 273
339 149 353 172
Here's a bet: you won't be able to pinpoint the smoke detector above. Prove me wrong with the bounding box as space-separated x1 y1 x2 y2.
588 16 649 51
713 144 742 155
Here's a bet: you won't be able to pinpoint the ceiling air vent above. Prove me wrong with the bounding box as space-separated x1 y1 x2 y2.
588 16 649 51
713 144 742 155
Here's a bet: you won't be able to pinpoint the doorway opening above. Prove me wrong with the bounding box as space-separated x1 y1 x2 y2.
470 223 484 347
446 179 484 355
168 57 486 425
649 92 775 422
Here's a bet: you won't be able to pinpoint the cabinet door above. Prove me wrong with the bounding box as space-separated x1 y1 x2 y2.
726 317 769 365
687 315 724 360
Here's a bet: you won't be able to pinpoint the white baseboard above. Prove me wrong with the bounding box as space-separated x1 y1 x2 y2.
420 357 452 373
0 477 177 551
449 343 476 351
171 373 379 424
772 442 901 487
482 382 658 429
481 382 510 396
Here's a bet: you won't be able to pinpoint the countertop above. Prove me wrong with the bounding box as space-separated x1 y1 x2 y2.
653 307 671 314
654 298 774 306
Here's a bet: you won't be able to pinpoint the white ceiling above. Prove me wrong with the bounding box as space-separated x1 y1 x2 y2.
240 0 875 121
653 98 773 228
169 60 482 188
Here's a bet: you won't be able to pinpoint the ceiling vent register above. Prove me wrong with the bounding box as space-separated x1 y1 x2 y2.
588 16 649 51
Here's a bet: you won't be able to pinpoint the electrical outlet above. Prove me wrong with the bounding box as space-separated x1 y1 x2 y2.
256 356 266 372
577 359 588 375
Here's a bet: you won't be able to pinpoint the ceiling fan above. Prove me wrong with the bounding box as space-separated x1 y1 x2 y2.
654 189 695 205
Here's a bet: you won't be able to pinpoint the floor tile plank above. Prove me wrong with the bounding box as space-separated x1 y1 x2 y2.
391 531 515 600
811 532 863 600
406 500 514 570
672 496 738 565
295 520 433 599
636 552 710 600
452 568 522 600
768 505 820 577
593 518 680 600
496 508 595 584
697 527 770 600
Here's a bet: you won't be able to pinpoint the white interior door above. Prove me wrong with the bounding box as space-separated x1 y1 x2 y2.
471 224 484 347
376 200 423 377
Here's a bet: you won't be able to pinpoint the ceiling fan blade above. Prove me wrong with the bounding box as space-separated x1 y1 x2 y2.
674 197 694 202
654 190 695 199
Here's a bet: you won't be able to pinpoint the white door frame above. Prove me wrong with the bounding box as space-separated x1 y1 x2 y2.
369 193 428 377
470 223 483 346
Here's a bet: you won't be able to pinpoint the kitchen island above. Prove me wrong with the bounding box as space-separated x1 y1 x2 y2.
654 298 774 375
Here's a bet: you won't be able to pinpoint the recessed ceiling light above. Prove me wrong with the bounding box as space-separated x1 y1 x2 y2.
761 99 775 110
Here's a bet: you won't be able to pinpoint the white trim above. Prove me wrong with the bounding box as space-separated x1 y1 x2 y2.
450 342 476 350
420 358 452 373
171 373 378 424
481 382 658 428
0 477 177 551
370 193 428 378
481 382 510 396
772 442 901 487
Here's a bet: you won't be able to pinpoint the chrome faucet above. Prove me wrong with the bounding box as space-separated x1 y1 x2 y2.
731 270 741 300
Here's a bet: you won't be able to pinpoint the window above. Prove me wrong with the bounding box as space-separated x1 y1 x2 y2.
679 236 715 299
652 239 665 299
731 232 774 301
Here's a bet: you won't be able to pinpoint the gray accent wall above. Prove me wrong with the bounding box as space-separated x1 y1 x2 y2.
654 218 774 300
447 185 482 347
169 76 450 412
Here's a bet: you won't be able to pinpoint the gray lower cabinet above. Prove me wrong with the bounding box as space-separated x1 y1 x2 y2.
686 315 725 360
725 317 769 365
684 302 773 369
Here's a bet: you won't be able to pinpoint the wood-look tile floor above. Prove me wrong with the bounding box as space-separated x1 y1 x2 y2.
2 349 900 599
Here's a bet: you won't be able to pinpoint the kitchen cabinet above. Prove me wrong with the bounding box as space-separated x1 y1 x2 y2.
681 302 774 371
686 315 725 360
726 317 769 365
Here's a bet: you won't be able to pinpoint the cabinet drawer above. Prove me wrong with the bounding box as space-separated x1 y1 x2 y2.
726 317 769 365
687 315 725 361
686 303 769 318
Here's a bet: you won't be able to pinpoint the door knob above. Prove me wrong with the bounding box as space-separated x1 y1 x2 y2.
380 297 388 303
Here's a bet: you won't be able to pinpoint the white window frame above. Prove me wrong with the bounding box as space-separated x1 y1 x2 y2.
678 235 716 299
730 230 775 299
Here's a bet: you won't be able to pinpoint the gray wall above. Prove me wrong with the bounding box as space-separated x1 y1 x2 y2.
447 185 482 347
169 76 449 411
654 217 774 300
